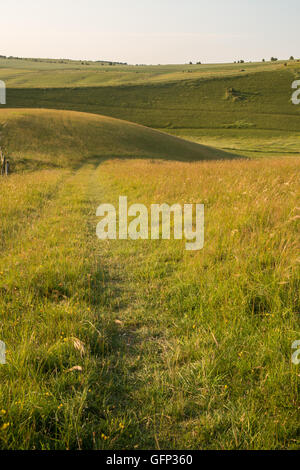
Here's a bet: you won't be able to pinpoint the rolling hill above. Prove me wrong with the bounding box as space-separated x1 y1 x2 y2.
3 59 300 158
0 57 287 88
0 108 240 171
0 58 299 450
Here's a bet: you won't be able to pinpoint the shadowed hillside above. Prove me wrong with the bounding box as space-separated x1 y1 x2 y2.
0 108 240 171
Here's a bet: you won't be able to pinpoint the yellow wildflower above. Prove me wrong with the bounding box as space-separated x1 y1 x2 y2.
1 423 10 431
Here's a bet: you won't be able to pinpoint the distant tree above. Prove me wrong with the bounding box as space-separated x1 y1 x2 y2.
290 56 294 60
189 61 193 65
270 57 278 61
262 58 265 62
196 61 201 65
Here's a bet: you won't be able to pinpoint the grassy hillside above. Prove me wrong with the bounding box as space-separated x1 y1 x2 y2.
4 61 300 158
0 59 299 450
0 108 239 171
0 157 299 449
0 57 289 88
7 67 300 130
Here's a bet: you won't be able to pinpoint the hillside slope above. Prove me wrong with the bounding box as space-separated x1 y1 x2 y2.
6 66 300 131
3 61 300 158
0 57 287 88
0 108 239 170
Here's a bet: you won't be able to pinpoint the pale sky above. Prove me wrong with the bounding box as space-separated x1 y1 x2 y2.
1 0 299 64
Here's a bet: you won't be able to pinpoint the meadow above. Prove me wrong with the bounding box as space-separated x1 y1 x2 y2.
0 58 299 450
3 58 300 159
0 57 286 88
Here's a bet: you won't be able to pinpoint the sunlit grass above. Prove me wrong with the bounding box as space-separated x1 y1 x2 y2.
0 108 239 172
0 157 299 449
0 56 299 449
0 58 287 88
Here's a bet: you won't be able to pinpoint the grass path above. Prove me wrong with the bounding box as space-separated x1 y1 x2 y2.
0 158 299 449
89 159 299 450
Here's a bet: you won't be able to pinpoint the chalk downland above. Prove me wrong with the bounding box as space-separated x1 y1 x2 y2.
0 108 241 171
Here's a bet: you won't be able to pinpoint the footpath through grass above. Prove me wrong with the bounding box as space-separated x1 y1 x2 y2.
0 158 299 449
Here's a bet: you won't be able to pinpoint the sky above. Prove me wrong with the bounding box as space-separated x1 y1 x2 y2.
1 0 299 64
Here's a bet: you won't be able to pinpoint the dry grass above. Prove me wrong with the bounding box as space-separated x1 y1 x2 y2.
0 156 299 449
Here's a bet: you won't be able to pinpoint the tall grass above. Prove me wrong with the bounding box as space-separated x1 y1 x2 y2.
0 157 299 449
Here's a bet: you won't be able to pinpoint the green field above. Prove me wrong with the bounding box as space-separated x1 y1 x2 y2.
0 58 299 450
0 57 288 88
0 108 239 172
3 58 300 159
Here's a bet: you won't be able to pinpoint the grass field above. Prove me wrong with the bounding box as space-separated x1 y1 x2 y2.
0 108 239 172
0 58 299 450
4 59 300 158
0 57 289 88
